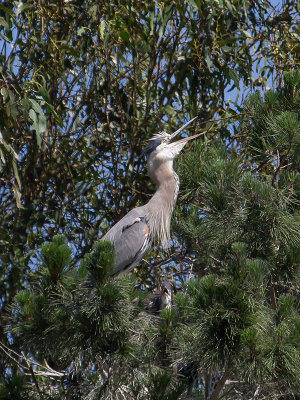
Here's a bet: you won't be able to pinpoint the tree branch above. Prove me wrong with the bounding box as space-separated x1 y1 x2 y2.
209 369 231 400
0 341 64 378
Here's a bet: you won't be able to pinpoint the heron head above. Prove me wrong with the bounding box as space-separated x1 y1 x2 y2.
142 116 202 162
159 280 176 309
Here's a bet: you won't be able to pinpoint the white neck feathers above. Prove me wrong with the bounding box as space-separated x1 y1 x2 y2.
145 160 179 247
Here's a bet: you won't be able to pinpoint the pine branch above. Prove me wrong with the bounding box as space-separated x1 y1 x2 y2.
22 351 44 400
269 283 277 310
0 341 64 378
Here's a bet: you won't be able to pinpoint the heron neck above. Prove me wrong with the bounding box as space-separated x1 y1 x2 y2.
150 175 178 206
146 160 179 247
149 159 179 203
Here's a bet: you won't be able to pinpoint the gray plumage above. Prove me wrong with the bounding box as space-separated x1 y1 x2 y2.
145 280 176 314
102 117 203 276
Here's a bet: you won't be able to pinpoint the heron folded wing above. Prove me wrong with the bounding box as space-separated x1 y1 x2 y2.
110 216 151 275
121 217 144 232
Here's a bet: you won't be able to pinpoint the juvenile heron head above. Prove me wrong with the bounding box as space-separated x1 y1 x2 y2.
142 116 202 162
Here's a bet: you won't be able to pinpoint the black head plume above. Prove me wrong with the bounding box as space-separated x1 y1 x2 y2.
141 132 169 158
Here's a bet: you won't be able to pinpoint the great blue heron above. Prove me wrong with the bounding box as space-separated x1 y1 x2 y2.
103 117 203 276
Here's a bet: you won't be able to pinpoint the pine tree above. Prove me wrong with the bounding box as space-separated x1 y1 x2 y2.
172 70 300 399
6 236 184 399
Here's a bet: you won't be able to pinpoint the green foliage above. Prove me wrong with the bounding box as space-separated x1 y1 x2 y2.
41 235 72 283
6 237 191 398
0 373 29 400
170 72 300 398
10 236 136 370
0 1 300 399
80 240 114 283
241 71 300 169
143 369 185 400
175 272 257 368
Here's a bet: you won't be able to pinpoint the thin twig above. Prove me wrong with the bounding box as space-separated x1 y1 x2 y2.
22 351 44 400
0 341 64 378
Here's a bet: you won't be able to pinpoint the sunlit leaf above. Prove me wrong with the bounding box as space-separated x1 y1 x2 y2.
16 3 34 16
12 183 22 208
229 68 240 89
29 99 44 115
0 17 9 29
39 86 51 104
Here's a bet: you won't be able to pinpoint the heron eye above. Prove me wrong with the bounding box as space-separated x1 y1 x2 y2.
162 139 167 144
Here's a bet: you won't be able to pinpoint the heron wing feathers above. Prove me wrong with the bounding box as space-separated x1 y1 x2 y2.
103 208 151 275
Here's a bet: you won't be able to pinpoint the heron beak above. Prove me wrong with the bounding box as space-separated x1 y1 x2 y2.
172 130 206 145
169 116 198 140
